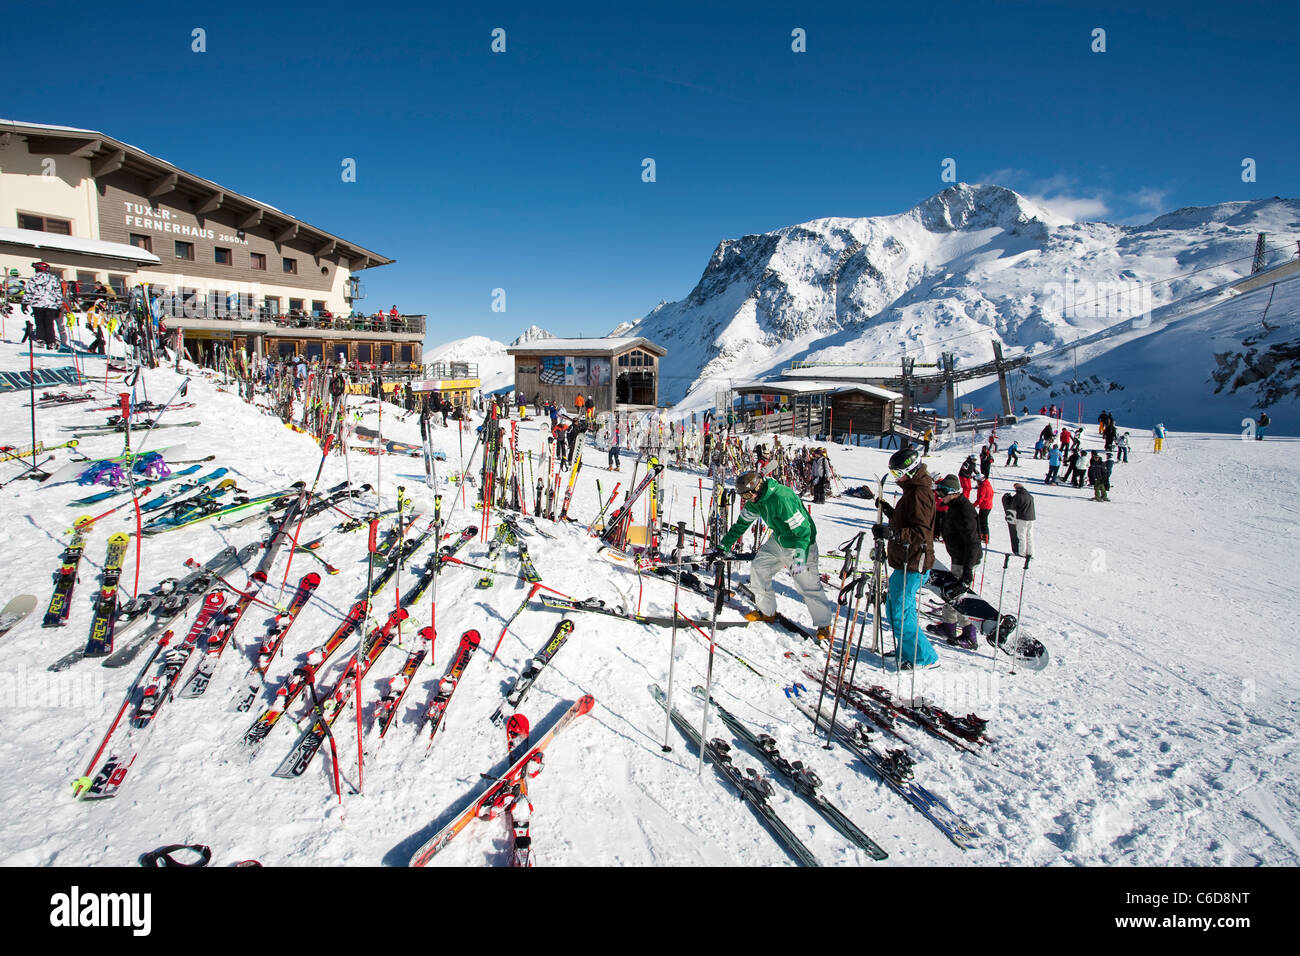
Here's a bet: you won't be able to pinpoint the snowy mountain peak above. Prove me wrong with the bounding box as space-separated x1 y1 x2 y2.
510 325 555 346
910 183 1067 234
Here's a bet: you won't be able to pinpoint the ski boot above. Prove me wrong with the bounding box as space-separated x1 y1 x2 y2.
955 623 979 650
744 611 777 623
927 620 957 643
815 625 832 644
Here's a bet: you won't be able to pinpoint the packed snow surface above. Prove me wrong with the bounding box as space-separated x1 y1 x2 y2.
0 342 1297 866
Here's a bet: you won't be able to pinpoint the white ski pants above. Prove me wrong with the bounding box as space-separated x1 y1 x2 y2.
749 535 834 628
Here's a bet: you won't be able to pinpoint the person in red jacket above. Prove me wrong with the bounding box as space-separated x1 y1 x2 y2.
1060 426 1071 450
974 475 995 544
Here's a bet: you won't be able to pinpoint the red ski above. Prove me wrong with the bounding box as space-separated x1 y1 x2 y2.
409 695 594 866
241 599 368 751
373 627 431 738
421 629 481 754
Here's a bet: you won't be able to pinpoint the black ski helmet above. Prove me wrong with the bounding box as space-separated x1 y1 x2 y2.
736 471 766 498
888 446 922 480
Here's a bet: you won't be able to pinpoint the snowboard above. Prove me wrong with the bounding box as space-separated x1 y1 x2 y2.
0 595 38 639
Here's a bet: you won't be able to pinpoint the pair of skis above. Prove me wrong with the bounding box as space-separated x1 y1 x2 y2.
409 695 594 866
74 588 229 799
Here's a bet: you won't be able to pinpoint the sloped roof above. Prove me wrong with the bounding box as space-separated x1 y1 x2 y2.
506 336 666 356
734 379 902 400
0 226 161 264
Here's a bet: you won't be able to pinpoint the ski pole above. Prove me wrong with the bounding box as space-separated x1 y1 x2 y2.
824 572 868 747
72 628 174 796
355 655 364 793
296 666 342 802
27 345 38 469
815 574 856 747
491 582 541 660
1009 555 1031 677
662 522 686 753
133 377 191 457
697 558 726 779
896 542 910 686
989 553 1011 677
281 433 335 588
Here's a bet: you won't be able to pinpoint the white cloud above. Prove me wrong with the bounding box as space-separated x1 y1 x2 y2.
1130 187 1170 214
1027 192 1110 222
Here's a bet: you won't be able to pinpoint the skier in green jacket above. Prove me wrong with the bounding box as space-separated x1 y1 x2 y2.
711 471 834 642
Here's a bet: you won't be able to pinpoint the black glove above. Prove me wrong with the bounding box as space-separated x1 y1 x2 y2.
703 548 725 565
871 523 886 541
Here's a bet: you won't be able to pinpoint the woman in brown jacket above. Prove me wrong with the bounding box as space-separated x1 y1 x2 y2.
879 447 939 669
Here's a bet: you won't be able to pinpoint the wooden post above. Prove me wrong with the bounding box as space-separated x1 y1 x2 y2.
944 352 956 422
991 339 1013 418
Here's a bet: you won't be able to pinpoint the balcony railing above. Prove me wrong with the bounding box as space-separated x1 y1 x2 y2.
159 302 425 335
425 361 478 379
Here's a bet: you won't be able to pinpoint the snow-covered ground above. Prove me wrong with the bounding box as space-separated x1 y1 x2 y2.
1 340 1297 866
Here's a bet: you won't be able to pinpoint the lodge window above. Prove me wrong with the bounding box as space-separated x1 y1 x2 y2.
618 348 652 368
76 271 96 288
17 213 72 235
400 345 413 362
380 344 394 363
283 257 298 275
356 343 372 363
288 298 304 312
278 341 297 358
215 247 232 266
312 300 326 314
263 296 280 317
108 275 127 297
175 241 195 261
129 233 152 252
250 252 267 271
305 341 323 361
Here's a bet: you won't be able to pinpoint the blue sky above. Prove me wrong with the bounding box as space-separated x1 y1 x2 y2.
6 1 1294 349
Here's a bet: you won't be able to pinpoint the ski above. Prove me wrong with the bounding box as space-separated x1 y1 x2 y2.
138 468 230 513
241 600 368 751
271 607 409 778
140 480 307 535
421 629 481 753
537 593 750 629
798 668 905 741
397 526 478 608
93 544 259 670
692 686 888 860
78 589 228 799
71 464 207 506
210 571 321 705
504 713 533 867
787 692 980 850
373 628 431 738
516 542 541 583
651 683 820 867
836 677 990 754
489 619 574 725
475 522 509 589
0 594 38 640
42 517 93 627
409 694 595 866
365 522 435 598
82 533 131 657
599 460 663 544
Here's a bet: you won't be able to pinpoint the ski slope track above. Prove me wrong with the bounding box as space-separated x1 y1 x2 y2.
0 337 1296 866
